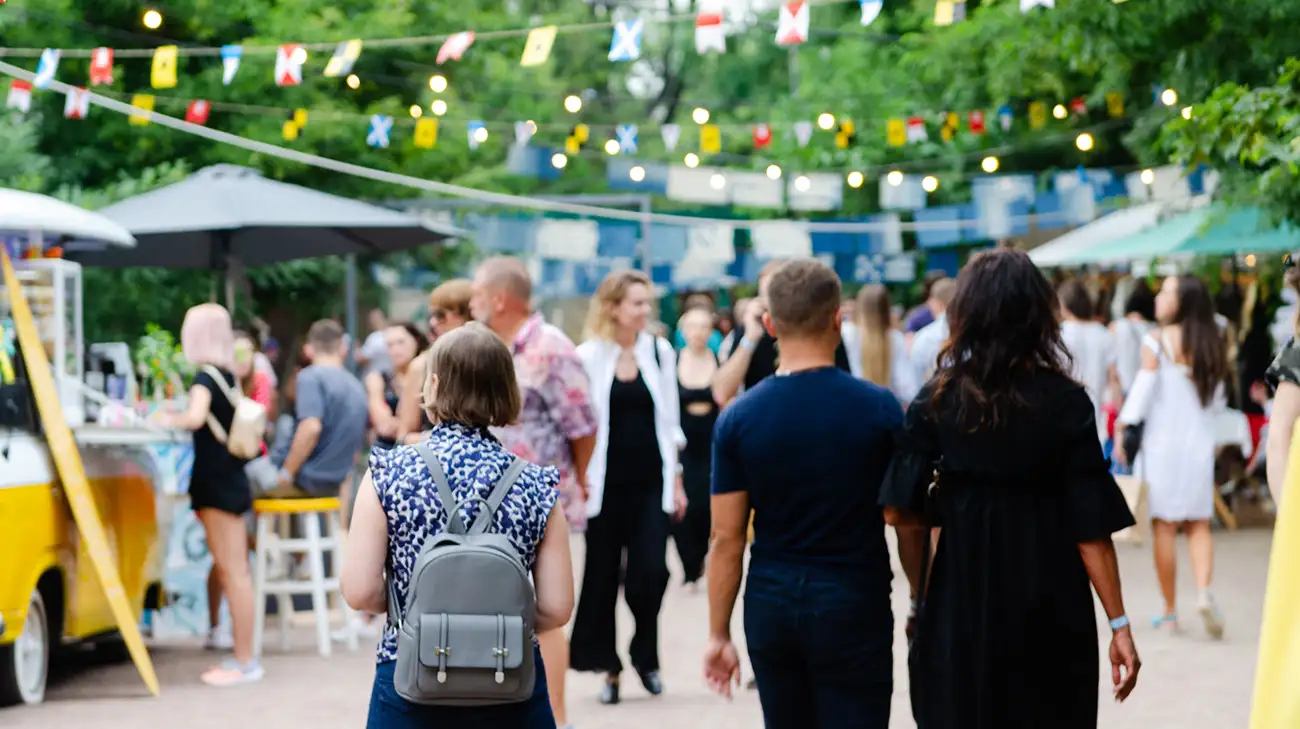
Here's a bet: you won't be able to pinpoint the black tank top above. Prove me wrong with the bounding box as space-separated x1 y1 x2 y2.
679 382 718 460
606 372 663 485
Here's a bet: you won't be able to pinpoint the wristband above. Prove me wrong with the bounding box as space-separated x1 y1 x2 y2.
739 336 758 352
1108 615 1130 631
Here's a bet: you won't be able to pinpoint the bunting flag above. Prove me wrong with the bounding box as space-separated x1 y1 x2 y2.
1070 96 1088 116
886 118 906 147
324 40 362 77
935 1 965 25
514 121 534 146
6 80 31 113
1106 91 1125 118
700 124 721 153
185 99 211 125
661 123 681 151
997 104 1014 132
1028 101 1047 129
906 116 928 143
63 87 89 120
1020 0 1053 9
89 47 114 86
695 12 726 54
275 44 304 86
414 118 439 149
615 124 639 154
520 26 558 67
367 114 393 148
221 45 242 85
282 115 299 141
835 120 855 149
753 123 772 149
940 112 959 142
775 2 809 46
467 120 487 149
609 19 643 61
34 49 59 89
567 123 590 153
968 109 986 135
861 0 883 26
151 45 178 89
793 120 813 147
438 31 475 64
129 94 154 125
293 108 308 127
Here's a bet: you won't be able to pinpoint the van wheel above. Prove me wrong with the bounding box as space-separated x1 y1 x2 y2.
0 588 50 707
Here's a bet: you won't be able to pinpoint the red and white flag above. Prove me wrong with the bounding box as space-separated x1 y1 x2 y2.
695 12 726 54
753 123 772 149
89 47 114 86
437 31 475 64
775 2 809 46
185 100 211 125
968 110 986 135
906 116 928 143
6 80 31 112
1070 96 1088 116
64 87 90 119
275 44 303 87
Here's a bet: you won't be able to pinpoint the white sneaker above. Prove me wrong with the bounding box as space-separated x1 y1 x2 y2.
332 615 382 643
1198 594 1225 639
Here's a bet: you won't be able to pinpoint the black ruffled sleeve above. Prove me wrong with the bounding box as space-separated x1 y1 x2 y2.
1060 386 1136 542
1267 339 1300 393
879 386 939 516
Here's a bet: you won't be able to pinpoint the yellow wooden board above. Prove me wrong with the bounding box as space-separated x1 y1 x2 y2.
1250 429 1300 728
0 251 160 697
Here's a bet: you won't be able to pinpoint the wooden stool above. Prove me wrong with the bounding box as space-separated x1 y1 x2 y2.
250 497 357 658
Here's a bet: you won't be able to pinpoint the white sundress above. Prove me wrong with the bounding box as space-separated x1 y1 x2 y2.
1118 332 1222 522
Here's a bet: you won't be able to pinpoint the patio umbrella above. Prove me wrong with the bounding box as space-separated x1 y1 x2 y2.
72 164 462 268
0 188 136 248
1029 203 1163 267
1062 206 1300 265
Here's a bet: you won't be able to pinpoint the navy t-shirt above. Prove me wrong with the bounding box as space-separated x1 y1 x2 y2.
711 366 903 578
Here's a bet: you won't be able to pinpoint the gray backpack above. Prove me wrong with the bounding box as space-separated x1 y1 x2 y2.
386 443 537 705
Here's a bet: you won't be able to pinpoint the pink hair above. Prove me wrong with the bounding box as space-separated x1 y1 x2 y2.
180 303 235 370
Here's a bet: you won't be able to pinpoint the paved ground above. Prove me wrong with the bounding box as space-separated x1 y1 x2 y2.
5 529 1272 728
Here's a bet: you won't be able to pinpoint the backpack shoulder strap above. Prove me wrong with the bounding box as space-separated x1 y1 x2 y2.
415 441 470 535
199 366 234 445
467 457 529 535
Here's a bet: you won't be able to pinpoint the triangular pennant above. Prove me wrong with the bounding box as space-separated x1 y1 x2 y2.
609 19 643 62
89 48 114 86
275 44 304 87
438 31 475 65
695 12 726 54
7 80 32 113
129 94 154 125
753 123 772 149
414 118 439 149
793 120 813 147
324 40 362 78
185 99 210 125
860 0 883 26
63 87 90 120
616 124 639 154
34 49 60 89
367 114 393 148
151 45 178 89
661 123 681 151
221 45 242 86
886 118 906 147
520 26 558 67
775 2 809 46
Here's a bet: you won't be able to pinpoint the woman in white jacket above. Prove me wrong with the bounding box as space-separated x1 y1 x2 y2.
570 270 687 705
841 284 921 404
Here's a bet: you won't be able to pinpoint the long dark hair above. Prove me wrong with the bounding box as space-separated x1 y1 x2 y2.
1169 275 1227 407
930 249 1071 428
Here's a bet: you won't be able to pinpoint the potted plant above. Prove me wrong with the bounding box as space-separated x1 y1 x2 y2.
134 325 192 401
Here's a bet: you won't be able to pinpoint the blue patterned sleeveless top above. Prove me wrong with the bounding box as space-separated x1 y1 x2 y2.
369 421 560 663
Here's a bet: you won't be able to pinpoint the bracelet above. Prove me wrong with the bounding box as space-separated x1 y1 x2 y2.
739 337 758 352
1108 615 1130 631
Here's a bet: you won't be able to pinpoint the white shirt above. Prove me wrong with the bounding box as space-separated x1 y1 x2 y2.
360 330 391 375
910 313 949 381
1061 319 1117 442
576 332 685 519
1111 317 1153 393
841 323 922 403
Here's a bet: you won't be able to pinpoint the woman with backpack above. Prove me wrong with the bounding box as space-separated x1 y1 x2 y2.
159 303 263 687
342 322 575 728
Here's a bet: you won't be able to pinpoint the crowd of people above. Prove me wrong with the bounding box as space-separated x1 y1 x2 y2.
163 245 1297 728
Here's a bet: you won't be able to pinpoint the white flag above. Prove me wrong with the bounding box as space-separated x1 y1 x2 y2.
661 124 682 151
63 87 90 119
515 121 534 147
860 0 883 26
695 12 726 54
775 2 810 46
221 45 242 86
1020 0 1054 10
793 121 813 147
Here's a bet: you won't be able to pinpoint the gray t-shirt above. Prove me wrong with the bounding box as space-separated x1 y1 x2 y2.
294 364 369 492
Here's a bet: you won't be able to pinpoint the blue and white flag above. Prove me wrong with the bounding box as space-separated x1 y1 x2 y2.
467 120 486 150
860 0 883 26
997 104 1013 132
367 115 393 148
221 45 242 86
615 124 639 154
608 19 643 61
34 49 60 89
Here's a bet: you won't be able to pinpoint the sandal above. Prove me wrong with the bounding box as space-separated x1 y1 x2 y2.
1151 613 1180 633
201 658 265 687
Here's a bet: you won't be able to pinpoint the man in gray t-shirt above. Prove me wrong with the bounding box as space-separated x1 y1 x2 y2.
273 320 369 496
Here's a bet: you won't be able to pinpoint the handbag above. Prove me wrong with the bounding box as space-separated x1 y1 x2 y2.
1121 421 1145 462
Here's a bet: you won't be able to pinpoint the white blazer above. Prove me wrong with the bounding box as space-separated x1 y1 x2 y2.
576 332 686 519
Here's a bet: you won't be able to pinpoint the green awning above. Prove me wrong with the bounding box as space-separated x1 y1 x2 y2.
1059 206 1300 264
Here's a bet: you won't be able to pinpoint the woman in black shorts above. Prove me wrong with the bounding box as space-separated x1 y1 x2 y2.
160 303 263 687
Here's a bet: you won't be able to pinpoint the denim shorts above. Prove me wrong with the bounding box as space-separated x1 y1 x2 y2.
367 648 555 729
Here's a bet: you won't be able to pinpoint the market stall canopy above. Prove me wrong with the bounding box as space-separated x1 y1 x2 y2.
73 165 463 269
1056 206 1300 265
1029 203 1163 267
0 188 136 248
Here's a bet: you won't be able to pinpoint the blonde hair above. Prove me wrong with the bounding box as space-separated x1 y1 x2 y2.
584 270 652 342
421 322 521 428
855 285 893 387
429 279 473 319
180 303 235 370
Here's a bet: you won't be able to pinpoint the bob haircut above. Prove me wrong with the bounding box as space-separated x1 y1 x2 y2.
181 303 235 371
422 322 521 428
584 269 653 342
429 279 473 320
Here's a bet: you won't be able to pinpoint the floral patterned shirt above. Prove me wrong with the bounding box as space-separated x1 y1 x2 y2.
371 422 560 662
492 313 598 531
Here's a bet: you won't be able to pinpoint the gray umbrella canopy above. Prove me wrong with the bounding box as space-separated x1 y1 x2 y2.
73 164 463 268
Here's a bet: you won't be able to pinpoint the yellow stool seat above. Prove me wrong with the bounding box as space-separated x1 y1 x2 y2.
253 497 342 514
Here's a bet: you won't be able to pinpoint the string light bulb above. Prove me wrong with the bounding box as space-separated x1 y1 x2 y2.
346 74 360 89
794 175 812 192
1052 104 1068 120
922 175 939 193
409 105 422 118
604 139 620 155
710 173 727 190
886 170 904 187
684 153 700 168
1161 88 1178 107
629 165 646 182
142 9 163 29
692 107 710 124
817 113 836 130
1181 106 1192 120
846 171 865 188
981 156 999 173
429 75 448 93
1140 168 1155 185
551 153 568 169
290 47 308 66
431 99 448 116
766 164 782 180
473 127 488 143
1075 132 1094 151
526 120 537 134
564 95 582 113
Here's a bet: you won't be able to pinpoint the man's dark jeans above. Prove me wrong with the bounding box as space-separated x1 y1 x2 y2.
744 559 893 729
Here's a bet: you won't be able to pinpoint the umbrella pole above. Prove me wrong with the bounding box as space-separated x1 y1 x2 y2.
345 253 358 372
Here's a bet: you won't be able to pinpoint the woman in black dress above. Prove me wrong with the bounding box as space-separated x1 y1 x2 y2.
881 250 1141 728
674 307 719 588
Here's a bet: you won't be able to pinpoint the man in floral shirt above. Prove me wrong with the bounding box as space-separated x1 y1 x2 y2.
471 255 596 729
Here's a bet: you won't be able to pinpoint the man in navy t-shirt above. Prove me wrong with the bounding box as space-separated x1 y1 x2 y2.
702 259 903 729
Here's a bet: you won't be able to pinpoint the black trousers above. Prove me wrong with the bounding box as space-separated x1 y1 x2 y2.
672 449 712 583
570 479 670 675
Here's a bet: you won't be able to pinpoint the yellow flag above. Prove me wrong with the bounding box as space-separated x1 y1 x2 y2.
151 45 178 89
129 94 155 125
565 136 581 154
414 118 438 149
1106 91 1125 118
886 119 907 147
940 111 958 142
935 1 955 25
294 108 309 127
1028 101 1047 129
835 120 855 149
520 26 558 67
573 123 590 143
323 39 362 78
283 120 299 141
700 124 721 153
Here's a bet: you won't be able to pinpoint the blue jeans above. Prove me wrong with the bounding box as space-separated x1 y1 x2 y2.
743 560 893 729
367 647 555 729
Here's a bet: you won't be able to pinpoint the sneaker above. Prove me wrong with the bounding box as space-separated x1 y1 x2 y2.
332 614 382 643
1151 613 1180 633
1198 594 1225 639
204 628 234 651
201 659 265 687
